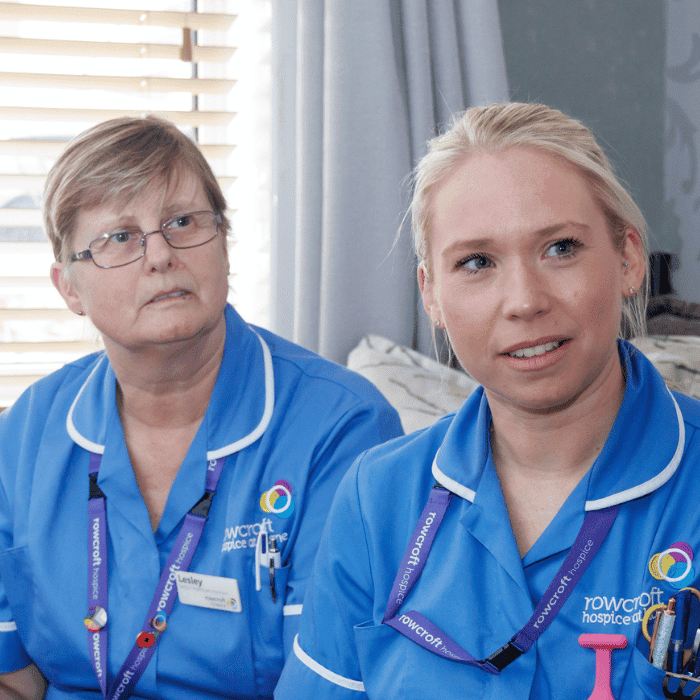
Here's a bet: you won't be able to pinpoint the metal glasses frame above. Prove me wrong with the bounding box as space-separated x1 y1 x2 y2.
69 210 222 269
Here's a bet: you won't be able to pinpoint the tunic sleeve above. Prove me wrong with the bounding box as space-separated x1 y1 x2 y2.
0 402 33 673
276 459 372 699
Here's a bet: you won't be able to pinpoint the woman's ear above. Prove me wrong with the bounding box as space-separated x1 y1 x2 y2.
51 262 85 316
418 263 440 325
621 227 646 295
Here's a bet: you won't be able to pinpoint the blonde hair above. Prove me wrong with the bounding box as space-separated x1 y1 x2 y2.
412 102 649 338
43 115 230 264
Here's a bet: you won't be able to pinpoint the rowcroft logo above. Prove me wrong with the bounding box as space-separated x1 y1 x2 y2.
581 587 664 627
221 518 289 553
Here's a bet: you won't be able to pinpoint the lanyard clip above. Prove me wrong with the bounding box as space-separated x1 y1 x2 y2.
484 639 524 673
190 491 214 518
89 473 105 500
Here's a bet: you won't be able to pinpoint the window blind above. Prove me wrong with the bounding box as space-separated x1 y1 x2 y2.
0 0 268 409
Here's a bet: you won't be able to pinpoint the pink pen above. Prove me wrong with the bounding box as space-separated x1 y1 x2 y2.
579 633 628 700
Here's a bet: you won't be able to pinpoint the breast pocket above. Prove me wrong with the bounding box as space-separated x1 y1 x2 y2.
247 560 291 698
631 643 683 698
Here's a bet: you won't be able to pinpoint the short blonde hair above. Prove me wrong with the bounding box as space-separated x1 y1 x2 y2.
412 102 649 338
43 115 230 264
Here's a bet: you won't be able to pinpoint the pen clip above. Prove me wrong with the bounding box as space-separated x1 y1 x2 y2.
254 526 270 592
268 536 281 568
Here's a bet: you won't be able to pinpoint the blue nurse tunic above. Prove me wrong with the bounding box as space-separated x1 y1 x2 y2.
0 304 403 699
276 341 700 699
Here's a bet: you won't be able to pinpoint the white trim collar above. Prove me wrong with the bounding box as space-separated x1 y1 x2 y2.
584 389 685 510
431 388 686 511
66 330 275 460
432 455 475 502
66 355 108 455
207 331 274 460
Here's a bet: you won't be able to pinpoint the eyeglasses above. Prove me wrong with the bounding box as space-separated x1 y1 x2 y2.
70 210 222 269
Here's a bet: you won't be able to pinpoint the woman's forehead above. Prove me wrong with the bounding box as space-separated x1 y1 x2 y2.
90 168 207 218
74 169 209 240
430 148 602 239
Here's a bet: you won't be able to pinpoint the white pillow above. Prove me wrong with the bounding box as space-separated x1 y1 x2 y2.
347 335 479 434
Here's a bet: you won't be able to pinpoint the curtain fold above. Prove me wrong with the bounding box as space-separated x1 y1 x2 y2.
271 0 509 364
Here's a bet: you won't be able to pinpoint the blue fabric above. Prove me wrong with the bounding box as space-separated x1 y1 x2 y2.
276 341 700 699
0 305 402 699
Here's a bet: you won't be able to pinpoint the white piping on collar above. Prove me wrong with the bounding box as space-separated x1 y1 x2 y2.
66 354 108 455
66 331 275 460
431 390 686 512
585 389 685 511
207 330 274 460
432 453 476 503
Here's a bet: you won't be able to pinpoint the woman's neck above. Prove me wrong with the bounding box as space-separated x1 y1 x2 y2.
109 318 227 531
110 316 227 430
487 360 626 556
488 359 625 480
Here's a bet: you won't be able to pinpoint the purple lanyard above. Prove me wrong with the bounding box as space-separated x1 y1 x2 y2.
87 452 226 699
382 485 620 674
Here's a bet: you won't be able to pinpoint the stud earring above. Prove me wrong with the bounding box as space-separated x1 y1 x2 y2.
623 262 628 268
434 318 441 328
629 287 635 295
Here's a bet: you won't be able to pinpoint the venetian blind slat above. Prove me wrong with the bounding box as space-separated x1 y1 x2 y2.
0 36 235 62
0 3 235 30
0 72 235 94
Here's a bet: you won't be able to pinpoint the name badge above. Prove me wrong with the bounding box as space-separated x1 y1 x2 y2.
175 572 243 613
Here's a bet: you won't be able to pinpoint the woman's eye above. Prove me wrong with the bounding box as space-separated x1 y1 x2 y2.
460 254 493 272
109 231 136 245
545 238 581 258
170 215 193 229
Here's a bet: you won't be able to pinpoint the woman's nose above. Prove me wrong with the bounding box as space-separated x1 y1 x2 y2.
501 263 550 321
142 229 174 271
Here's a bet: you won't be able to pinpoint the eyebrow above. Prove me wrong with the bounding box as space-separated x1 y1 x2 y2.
96 205 201 234
440 221 591 258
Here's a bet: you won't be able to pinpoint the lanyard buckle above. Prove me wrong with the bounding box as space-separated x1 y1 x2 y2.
485 639 524 673
88 473 105 500
190 491 214 518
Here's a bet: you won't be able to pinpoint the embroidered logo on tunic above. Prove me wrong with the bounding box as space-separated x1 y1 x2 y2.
581 587 664 627
259 479 295 519
221 517 289 552
648 541 695 588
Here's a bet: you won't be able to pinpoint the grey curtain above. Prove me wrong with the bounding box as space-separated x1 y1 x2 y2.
270 0 509 364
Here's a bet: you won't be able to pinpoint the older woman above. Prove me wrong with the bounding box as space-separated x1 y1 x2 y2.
275 102 700 699
0 116 402 700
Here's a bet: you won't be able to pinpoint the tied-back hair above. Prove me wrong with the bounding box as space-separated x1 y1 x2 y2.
43 115 231 264
411 102 649 338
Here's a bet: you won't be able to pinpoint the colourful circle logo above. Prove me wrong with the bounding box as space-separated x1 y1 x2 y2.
260 479 295 519
649 541 695 589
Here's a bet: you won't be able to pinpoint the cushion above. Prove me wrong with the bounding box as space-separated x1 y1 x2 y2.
347 335 479 434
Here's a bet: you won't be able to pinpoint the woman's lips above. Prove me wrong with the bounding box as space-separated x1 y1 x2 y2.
148 289 189 304
501 338 571 370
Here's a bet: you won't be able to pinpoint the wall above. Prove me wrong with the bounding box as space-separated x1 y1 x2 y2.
498 1 667 275
664 1 700 303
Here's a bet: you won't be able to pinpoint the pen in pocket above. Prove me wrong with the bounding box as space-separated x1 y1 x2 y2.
651 598 676 669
